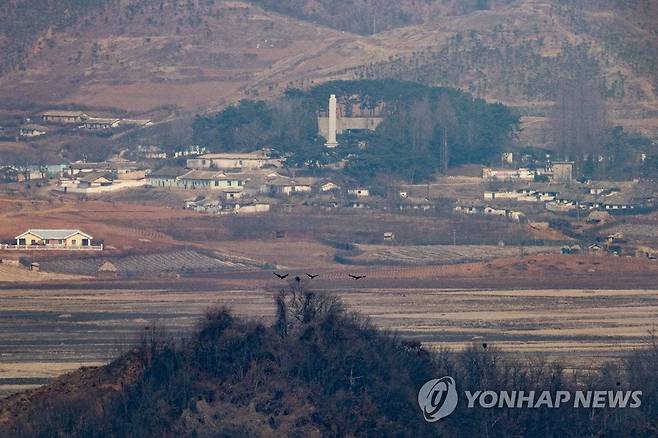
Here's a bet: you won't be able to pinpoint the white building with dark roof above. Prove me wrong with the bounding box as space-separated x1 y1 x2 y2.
187 151 280 170
41 110 89 124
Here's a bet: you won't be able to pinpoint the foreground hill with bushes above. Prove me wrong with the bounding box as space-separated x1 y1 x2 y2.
1 286 657 437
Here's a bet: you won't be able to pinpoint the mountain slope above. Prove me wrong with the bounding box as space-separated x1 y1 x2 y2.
0 0 656 141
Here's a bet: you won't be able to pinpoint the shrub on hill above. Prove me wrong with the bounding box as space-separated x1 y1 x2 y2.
2 286 657 437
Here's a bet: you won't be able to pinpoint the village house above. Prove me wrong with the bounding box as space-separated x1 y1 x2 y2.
484 206 508 217
77 172 114 189
57 161 145 192
347 188 370 198
482 168 536 182
535 190 559 201
603 203 637 212
588 243 604 253
178 170 243 190
508 210 527 222
82 118 121 130
34 164 67 178
484 190 518 201
397 197 433 211
502 152 514 164
59 170 138 193
221 198 271 214
455 204 526 223
62 161 141 178
147 167 243 191
486 188 558 203
187 151 279 171
292 179 314 194
185 198 222 214
261 177 314 197
146 167 188 188
222 187 244 200
41 110 88 124
11 229 102 250
588 187 607 196
348 200 369 209
315 179 341 193
19 124 48 137
454 204 485 215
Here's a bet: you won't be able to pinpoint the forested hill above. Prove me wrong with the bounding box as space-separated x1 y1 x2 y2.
192 80 520 182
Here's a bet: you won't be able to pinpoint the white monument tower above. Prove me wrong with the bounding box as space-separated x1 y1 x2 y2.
325 94 339 148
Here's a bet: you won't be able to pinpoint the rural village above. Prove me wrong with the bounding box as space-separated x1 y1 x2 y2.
1 1 658 433
1 96 657 263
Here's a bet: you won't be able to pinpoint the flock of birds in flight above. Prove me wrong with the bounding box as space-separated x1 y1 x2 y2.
273 272 366 281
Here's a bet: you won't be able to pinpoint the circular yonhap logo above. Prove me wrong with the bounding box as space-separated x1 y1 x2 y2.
418 376 458 422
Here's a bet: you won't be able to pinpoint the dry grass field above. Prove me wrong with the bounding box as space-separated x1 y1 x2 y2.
0 264 83 283
1 273 657 397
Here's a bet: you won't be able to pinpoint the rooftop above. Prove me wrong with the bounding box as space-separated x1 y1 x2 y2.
69 161 139 170
20 124 49 131
200 151 269 160
42 110 88 117
16 229 92 240
78 171 112 183
180 170 234 180
85 117 120 124
149 166 188 178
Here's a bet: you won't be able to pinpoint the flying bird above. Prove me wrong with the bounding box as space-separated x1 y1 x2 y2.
349 274 366 280
306 273 319 279
273 272 289 279
294 276 302 283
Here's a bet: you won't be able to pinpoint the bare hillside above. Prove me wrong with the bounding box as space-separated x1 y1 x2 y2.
0 0 656 140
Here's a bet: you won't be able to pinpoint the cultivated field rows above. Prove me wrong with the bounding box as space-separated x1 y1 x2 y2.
37 250 258 276
349 244 559 265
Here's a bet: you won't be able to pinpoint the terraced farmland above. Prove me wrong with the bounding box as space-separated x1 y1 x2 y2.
37 250 261 277
342 244 559 265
